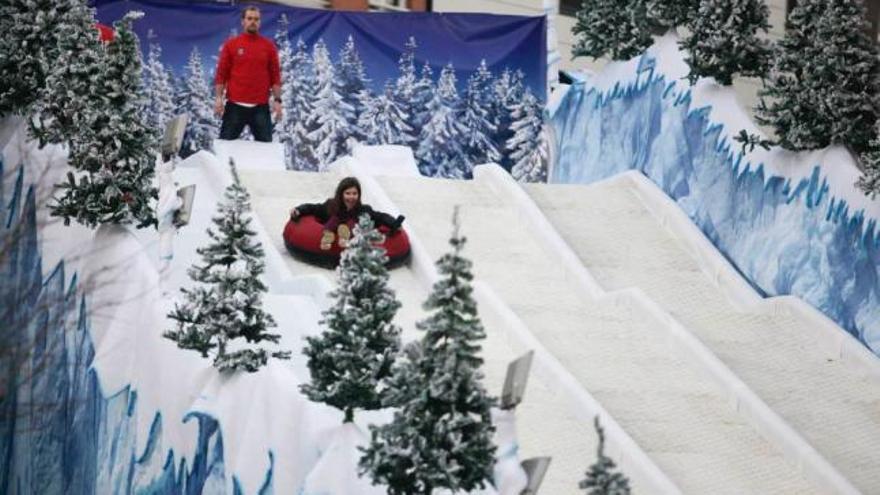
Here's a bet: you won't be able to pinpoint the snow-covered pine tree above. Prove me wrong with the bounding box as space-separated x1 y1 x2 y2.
392 37 420 147
490 68 526 171
360 208 497 495
358 82 413 145
579 417 631 495
282 38 319 171
165 160 290 373
410 62 435 137
272 14 293 144
857 122 880 197
680 0 771 85
338 35 371 144
300 214 402 422
416 64 469 179
572 0 652 61
507 89 548 183
0 0 75 116
460 60 500 169
307 39 355 169
757 0 880 153
27 0 104 146
179 46 218 157
636 0 700 34
143 36 176 135
51 11 157 229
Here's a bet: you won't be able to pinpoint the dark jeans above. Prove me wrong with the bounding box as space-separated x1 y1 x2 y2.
219 102 272 142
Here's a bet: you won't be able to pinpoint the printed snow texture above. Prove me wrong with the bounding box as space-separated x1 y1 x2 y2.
550 54 880 355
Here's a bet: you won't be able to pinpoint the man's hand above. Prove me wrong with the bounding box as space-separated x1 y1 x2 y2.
273 100 283 121
214 97 224 117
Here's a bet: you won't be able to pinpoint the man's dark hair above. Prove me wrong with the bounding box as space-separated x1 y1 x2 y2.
241 5 260 19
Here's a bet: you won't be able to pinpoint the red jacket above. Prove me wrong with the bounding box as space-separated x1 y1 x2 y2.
214 33 281 105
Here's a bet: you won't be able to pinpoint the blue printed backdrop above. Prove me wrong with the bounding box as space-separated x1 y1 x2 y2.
550 55 880 354
92 0 549 178
93 0 546 98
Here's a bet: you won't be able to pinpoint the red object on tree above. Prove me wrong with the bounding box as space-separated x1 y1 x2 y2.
96 23 114 42
283 215 411 268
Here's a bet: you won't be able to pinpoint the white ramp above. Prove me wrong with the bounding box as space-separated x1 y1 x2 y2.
526 175 880 493
374 173 821 494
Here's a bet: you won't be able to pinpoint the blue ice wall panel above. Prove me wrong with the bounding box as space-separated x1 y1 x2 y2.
0 160 271 493
551 58 880 354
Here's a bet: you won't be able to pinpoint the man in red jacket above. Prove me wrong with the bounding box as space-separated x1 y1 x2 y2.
214 6 282 142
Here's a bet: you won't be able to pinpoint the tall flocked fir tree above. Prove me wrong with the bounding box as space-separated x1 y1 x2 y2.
460 60 500 170
282 38 318 170
51 11 157 229
358 82 412 145
507 89 549 183
417 64 469 178
0 0 74 117
392 37 420 147
491 68 526 171
165 161 290 373
300 214 402 423
411 62 436 138
680 0 771 85
572 0 652 61
272 14 293 144
179 46 218 157
857 122 880 197
338 35 372 144
27 0 104 146
636 0 700 34
579 417 632 495
143 35 176 135
757 0 880 154
308 39 355 169
360 208 497 495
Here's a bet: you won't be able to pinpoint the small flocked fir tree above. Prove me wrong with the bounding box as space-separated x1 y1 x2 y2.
680 0 771 85
507 89 549 183
360 208 497 495
572 0 652 61
857 122 880 198
165 161 290 373
51 11 157 229
579 417 631 495
27 0 104 147
300 214 402 423
179 46 218 157
757 0 880 154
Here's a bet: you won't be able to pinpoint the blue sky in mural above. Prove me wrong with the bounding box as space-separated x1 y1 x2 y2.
92 0 547 100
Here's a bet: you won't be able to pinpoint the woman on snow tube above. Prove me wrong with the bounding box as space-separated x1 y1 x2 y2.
284 177 409 267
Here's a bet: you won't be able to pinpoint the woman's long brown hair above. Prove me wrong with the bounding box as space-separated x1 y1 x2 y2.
328 176 362 216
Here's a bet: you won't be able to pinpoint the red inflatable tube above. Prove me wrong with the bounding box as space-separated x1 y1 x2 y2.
283 215 411 268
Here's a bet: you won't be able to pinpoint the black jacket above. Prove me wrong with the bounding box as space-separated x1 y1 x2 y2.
295 200 398 229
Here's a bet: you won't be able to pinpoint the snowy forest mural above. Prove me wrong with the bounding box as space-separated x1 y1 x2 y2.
96 1 549 181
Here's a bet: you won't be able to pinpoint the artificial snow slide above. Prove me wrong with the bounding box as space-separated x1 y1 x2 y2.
5 75 880 494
